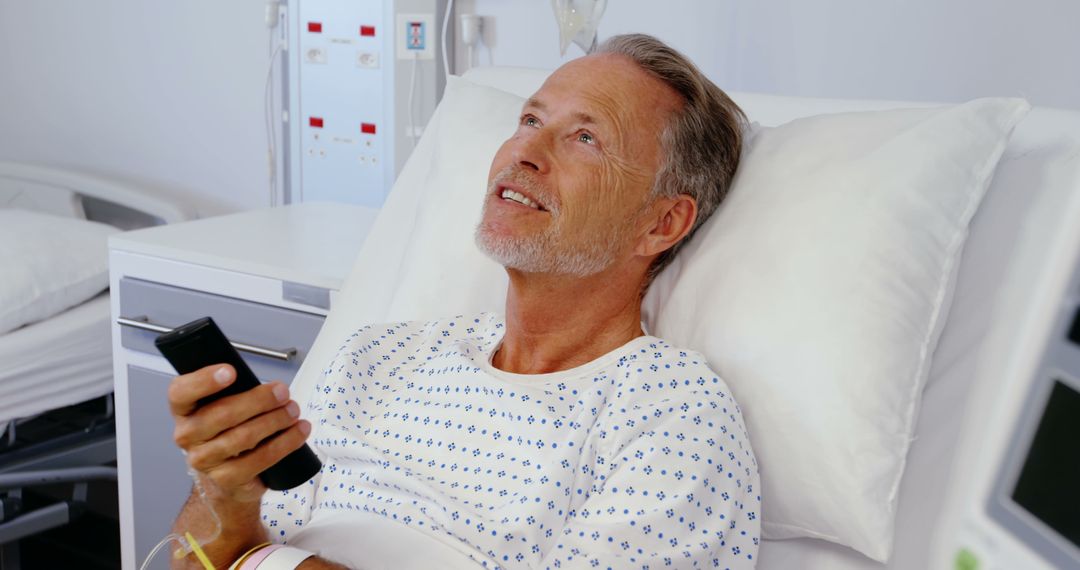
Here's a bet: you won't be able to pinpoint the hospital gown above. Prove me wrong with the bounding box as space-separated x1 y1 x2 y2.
262 313 760 569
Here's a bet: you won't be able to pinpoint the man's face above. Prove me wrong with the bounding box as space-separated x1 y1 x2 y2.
475 54 681 277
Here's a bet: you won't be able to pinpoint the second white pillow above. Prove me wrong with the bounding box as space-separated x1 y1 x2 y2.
0 209 119 334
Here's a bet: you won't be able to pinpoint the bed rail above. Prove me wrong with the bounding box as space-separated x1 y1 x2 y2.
0 161 194 227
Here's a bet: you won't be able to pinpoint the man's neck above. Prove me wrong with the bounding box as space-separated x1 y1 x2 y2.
493 267 646 375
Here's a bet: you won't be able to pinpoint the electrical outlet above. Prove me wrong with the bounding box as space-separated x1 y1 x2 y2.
305 46 328 64
396 13 435 60
356 51 380 69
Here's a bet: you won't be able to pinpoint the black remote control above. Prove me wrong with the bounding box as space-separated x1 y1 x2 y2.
154 316 321 490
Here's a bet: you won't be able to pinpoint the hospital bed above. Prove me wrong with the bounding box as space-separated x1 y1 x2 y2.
281 66 1080 569
0 161 191 564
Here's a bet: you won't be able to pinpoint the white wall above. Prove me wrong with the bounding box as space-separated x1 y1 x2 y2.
1 1 1077 216
0 0 277 215
457 0 1080 109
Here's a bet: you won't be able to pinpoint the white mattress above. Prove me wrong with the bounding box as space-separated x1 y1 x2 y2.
0 292 114 426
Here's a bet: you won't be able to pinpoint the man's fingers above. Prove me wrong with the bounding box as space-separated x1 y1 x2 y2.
173 382 290 450
167 364 235 417
186 401 301 472
204 420 312 491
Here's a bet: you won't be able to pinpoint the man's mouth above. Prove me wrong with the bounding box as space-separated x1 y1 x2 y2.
499 186 546 211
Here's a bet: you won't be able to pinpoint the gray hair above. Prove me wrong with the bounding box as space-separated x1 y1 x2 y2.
596 34 747 282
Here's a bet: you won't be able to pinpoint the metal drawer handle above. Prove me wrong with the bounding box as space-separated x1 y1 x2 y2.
117 316 297 362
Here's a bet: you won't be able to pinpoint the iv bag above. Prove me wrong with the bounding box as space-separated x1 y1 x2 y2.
551 0 608 56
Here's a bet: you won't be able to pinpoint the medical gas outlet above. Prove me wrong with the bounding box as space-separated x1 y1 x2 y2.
397 13 436 60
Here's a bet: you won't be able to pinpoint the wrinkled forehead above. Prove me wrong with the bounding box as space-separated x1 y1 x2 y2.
530 54 682 150
539 54 679 108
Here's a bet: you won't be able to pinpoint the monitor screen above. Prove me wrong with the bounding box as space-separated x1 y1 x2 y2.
1011 380 1080 548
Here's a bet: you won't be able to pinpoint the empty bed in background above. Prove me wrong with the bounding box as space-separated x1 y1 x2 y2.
0 161 192 565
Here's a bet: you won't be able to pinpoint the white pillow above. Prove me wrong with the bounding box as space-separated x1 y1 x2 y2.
298 75 1027 562
0 209 119 334
644 99 1028 561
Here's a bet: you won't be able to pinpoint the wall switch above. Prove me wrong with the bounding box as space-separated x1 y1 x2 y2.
396 13 435 60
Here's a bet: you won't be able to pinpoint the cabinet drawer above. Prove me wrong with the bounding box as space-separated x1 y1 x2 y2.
118 277 325 383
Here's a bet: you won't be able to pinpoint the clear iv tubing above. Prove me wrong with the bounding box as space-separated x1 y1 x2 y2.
139 468 224 570
264 40 283 208
442 0 454 79
408 51 419 149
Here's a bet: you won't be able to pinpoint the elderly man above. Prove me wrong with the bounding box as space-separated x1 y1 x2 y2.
167 34 758 569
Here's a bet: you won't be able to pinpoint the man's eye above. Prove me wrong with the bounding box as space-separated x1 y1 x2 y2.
578 132 595 145
523 116 539 127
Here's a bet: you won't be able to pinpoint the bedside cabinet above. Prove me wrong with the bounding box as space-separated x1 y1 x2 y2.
108 203 377 570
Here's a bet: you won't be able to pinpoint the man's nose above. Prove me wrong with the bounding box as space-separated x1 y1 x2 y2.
513 133 551 174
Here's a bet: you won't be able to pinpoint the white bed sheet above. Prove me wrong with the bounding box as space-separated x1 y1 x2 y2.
0 292 113 426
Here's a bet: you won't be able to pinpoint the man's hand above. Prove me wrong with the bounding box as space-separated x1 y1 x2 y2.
168 363 311 502
167 364 314 568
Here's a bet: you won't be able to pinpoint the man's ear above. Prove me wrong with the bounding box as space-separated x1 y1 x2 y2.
635 194 698 258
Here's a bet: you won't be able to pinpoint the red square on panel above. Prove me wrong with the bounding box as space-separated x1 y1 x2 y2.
308 22 322 33
360 25 376 37
361 122 376 135
309 117 324 128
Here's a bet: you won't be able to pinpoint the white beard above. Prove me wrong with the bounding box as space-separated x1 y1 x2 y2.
475 217 626 277
474 180 635 278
